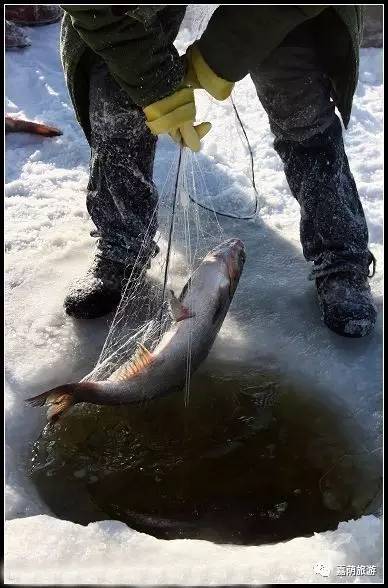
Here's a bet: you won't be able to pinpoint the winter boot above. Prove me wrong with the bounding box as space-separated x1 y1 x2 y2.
5 20 31 49
64 256 128 319
316 268 377 338
5 5 63 26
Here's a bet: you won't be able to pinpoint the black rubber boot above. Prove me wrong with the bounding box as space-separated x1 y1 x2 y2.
5 20 31 49
316 269 377 338
5 6 63 26
64 256 128 319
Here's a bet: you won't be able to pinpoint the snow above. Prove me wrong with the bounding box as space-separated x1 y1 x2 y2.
5 11 383 586
4 515 383 585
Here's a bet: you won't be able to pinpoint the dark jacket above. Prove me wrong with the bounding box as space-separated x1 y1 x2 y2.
60 5 363 142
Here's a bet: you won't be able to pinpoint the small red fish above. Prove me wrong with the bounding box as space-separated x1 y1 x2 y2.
5 115 62 137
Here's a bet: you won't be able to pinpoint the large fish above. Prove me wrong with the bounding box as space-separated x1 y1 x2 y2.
26 238 246 422
5 115 62 137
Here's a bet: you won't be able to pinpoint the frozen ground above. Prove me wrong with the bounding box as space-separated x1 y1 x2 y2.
5 9 383 586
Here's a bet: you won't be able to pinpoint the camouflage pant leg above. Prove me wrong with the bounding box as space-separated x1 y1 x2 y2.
250 19 373 279
87 60 158 266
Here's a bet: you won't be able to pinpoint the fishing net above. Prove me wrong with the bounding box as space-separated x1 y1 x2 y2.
81 9 261 400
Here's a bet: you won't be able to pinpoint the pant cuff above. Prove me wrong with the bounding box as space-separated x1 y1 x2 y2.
308 250 376 281
93 233 159 267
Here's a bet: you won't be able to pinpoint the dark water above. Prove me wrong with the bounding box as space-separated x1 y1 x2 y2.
29 366 382 545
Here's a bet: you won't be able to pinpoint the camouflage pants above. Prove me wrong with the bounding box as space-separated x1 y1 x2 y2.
86 6 185 266
87 60 158 265
87 17 371 277
250 18 372 278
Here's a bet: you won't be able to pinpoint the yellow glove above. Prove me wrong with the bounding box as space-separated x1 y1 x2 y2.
143 87 211 152
184 44 235 101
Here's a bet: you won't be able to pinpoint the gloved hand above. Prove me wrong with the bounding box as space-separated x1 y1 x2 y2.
184 44 235 101
143 87 211 152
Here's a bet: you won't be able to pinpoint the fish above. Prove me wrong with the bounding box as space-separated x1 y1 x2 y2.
5 115 62 137
26 238 246 422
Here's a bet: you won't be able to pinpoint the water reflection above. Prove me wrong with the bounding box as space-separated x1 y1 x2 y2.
30 367 382 545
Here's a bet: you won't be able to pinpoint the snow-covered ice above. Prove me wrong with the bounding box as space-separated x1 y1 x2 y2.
5 10 383 585
4 515 383 585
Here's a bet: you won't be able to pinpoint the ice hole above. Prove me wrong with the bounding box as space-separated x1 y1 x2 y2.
29 366 381 545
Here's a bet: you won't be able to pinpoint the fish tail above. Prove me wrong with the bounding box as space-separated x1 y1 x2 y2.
5 116 62 137
25 383 80 423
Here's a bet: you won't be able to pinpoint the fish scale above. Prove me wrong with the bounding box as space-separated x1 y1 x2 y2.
26 239 246 422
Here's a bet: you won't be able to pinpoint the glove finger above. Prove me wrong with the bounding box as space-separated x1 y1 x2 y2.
169 128 182 144
144 88 194 120
194 121 212 140
180 121 200 152
146 103 195 135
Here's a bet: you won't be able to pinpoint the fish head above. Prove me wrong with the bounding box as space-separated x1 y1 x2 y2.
206 238 246 294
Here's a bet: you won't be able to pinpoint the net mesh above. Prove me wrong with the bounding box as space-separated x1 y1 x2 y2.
82 9 260 396
82 147 223 388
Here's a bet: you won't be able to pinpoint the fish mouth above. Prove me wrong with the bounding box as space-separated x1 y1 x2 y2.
211 238 245 259
211 239 245 291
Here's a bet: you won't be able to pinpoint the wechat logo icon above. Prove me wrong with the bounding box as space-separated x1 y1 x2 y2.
313 563 331 577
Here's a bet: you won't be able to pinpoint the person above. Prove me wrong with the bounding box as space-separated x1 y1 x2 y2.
5 20 31 50
5 5 63 49
59 5 377 338
5 5 63 26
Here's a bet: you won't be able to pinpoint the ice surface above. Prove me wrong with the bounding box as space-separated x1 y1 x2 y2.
4 515 383 584
5 9 383 585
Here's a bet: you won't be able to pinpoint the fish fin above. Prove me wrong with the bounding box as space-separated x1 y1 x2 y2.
168 289 195 322
178 277 192 302
116 342 155 379
25 384 77 423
